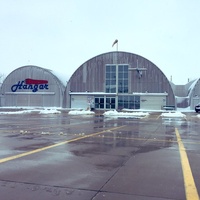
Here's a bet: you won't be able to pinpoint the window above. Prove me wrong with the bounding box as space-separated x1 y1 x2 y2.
118 96 140 109
118 65 128 93
105 64 129 93
106 65 116 93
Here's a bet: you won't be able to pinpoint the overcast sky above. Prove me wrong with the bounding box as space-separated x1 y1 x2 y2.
0 0 200 84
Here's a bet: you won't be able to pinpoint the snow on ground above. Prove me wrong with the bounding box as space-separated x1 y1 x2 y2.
0 110 33 115
103 110 149 118
0 108 61 114
68 110 95 115
160 111 186 118
0 107 197 119
38 108 61 114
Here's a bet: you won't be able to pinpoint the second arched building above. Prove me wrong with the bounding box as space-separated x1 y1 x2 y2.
66 51 175 110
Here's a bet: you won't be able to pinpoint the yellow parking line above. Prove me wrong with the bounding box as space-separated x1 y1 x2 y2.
0 125 125 164
175 128 199 200
156 115 160 120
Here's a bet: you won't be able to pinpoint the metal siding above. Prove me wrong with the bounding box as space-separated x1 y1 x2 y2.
67 52 175 108
16 95 28 106
140 95 166 110
173 79 200 109
71 95 88 109
1 66 64 107
190 79 200 109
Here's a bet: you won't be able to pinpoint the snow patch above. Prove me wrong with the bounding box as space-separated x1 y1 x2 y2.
39 108 61 114
68 110 95 115
103 110 149 118
161 111 186 118
0 108 61 115
0 110 33 115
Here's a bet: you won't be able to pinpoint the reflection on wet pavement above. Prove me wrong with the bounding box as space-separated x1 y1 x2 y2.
0 112 200 200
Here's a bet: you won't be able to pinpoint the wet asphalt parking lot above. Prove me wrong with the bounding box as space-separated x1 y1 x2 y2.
0 110 200 200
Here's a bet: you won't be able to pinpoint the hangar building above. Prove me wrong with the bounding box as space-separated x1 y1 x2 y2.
0 52 177 110
66 51 175 110
0 65 66 107
171 78 200 109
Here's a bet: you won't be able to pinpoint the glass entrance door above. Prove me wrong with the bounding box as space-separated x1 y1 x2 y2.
95 97 104 109
95 96 116 109
106 97 115 109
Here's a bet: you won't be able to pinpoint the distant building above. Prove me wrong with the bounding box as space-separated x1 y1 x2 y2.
171 78 200 109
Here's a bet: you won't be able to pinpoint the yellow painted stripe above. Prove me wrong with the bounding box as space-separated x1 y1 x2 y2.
156 115 160 120
175 128 199 200
0 125 125 164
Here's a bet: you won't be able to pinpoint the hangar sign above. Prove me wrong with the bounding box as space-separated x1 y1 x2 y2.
11 79 49 93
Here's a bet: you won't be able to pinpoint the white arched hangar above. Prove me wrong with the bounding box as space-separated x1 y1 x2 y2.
0 65 66 107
